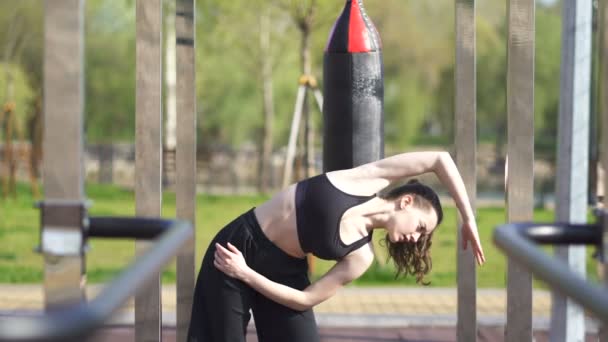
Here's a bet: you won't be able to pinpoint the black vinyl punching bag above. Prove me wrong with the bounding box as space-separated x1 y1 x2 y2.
323 0 384 172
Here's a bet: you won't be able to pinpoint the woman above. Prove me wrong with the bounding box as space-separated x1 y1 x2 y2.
187 151 485 342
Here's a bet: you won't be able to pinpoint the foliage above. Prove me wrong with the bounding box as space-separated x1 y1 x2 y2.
85 0 136 142
0 63 35 135
0 1 567 154
0 1 42 89
0 1 42 139
534 6 563 159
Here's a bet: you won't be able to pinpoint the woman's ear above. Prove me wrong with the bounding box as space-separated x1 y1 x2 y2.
399 194 414 209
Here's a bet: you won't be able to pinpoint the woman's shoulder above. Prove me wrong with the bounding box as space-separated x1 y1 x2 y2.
326 167 389 196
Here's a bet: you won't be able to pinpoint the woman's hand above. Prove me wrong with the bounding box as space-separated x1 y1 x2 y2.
214 242 251 281
461 220 486 265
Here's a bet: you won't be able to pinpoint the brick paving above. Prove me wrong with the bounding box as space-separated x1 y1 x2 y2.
89 326 602 342
0 284 601 341
0 284 552 318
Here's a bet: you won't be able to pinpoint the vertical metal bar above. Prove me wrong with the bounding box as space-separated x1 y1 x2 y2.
175 0 196 341
551 1 592 340
42 0 86 310
283 84 307 188
454 1 477 341
505 0 535 341
598 0 608 339
135 0 163 341
590 1 600 207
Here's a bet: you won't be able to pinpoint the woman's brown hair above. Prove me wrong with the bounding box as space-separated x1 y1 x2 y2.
379 179 443 285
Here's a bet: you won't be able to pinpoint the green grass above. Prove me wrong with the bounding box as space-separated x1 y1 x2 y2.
0 182 602 287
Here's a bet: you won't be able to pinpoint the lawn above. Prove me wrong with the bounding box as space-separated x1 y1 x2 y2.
0 182 601 287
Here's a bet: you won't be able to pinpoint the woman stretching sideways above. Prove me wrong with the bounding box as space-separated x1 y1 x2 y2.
187 151 485 342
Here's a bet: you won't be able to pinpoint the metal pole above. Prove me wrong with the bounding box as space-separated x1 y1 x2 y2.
494 223 608 324
0 219 193 342
282 84 307 188
175 0 196 341
42 0 86 310
454 0 477 340
599 0 608 338
505 0 535 341
551 1 592 340
312 88 323 113
135 0 163 340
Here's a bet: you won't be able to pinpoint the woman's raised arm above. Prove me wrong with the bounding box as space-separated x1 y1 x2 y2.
433 153 485 265
352 151 485 264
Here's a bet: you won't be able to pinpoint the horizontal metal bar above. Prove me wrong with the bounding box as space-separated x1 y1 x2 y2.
513 222 601 245
0 219 193 342
176 37 194 46
494 223 608 323
88 217 177 239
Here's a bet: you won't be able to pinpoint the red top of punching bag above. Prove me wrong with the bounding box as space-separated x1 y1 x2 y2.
325 0 381 53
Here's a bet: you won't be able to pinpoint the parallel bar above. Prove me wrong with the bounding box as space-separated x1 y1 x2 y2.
551 1 592 340
175 0 197 340
89 217 178 239
0 220 193 342
454 1 477 341
494 223 608 323
135 0 163 341
42 0 86 310
515 223 601 244
505 0 535 340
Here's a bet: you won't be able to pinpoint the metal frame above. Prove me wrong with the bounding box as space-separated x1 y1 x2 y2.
42 0 86 310
598 0 608 337
175 0 197 340
493 221 607 323
135 0 163 340
505 0 535 340
454 0 477 340
40 1 197 339
0 218 193 342
551 1 593 340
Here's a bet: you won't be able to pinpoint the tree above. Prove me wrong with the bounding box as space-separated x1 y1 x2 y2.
195 0 296 191
85 0 136 142
534 5 562 160
0 2 40 198
280 0 318 179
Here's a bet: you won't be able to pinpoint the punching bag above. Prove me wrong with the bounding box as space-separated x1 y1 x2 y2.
323 0 384 172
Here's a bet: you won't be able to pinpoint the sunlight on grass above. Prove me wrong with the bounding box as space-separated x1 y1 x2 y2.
0 182 602 288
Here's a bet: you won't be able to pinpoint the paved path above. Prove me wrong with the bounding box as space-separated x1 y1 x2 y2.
0 284 552 325
89 326 602 342
0 284 601 340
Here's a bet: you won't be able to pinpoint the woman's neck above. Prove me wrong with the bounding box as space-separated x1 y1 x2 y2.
343 197 395 234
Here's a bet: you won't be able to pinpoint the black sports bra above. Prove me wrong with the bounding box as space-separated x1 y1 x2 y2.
295 174 375 260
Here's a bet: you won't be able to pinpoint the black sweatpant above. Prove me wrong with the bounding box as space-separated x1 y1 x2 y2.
187 209 320 342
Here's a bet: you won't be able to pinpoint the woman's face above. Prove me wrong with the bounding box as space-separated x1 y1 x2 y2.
387 195 438 244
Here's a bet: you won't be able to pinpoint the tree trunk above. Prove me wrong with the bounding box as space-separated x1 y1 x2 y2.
301 23 315 178
3 10 25 198
3 71 17 198
0 108 5 198
258 9 275 193
298 11 316 275
493 118 506 173
27 94 42 198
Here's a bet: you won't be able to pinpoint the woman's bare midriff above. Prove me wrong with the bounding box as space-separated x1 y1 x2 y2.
253 184 307 259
